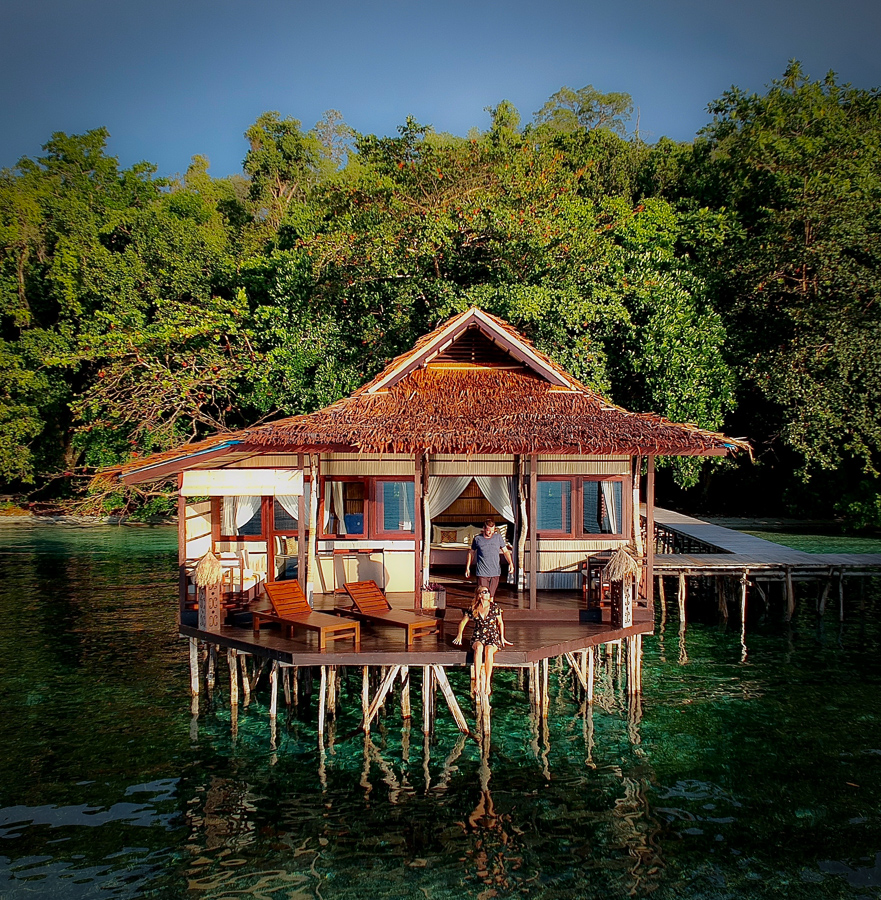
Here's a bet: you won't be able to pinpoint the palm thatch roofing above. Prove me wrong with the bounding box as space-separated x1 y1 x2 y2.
114 308 749 484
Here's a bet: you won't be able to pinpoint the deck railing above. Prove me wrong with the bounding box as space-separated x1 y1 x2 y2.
641 517 726 555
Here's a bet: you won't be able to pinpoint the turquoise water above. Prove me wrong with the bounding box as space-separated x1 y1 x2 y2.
2 525 881 898
742 530 881 554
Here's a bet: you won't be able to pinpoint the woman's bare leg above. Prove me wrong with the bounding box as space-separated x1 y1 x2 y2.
485 645 497 695
473 642 485 694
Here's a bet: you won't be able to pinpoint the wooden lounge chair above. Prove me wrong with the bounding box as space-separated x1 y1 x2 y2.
342 581 440 648
253 581 360 651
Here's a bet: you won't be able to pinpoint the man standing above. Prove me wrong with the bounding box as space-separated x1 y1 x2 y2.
465 518 513 598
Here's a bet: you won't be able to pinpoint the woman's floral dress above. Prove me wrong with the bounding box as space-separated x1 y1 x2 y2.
467 601 502 647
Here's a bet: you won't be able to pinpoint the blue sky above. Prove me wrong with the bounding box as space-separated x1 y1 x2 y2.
2 0 879 178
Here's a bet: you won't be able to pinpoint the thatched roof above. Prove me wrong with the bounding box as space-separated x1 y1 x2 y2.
112 308 749 484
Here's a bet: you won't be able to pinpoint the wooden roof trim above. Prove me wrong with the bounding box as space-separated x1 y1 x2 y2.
364 308 574 393
121 441 245 485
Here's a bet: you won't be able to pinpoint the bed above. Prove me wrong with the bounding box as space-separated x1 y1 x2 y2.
429 523 512 566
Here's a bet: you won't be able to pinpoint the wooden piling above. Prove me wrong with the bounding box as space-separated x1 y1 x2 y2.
282 667 291 707
422 665 434 735
362 666 370 724
677 572 687 623
269 661 278 720
207 644 216 691
400 666 411 719
785 567 795 620
432 666 469 734
587 647 595 704
839 570 845 622
327 666 337 717
318 666 328 738
364 665 400 732
241 654 251 706
541 658 549 718
227 649 238 708
189 638 200 698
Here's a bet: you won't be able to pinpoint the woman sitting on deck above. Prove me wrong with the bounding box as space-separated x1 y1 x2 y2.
452 588 513 694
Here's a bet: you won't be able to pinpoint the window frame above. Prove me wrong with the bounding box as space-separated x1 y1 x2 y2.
373 476 417 538
214 496 272 542
535 475 630 540
319 476 369 539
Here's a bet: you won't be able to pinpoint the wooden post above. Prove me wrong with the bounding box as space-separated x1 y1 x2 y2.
432 666 469 734
269 661 278 720
364 665 401 731
414 451 424 610
819 568 834 616
677 572 687 623
529 454 538 610
282 666 291 706
422 665 433 735
646 456 655 607
307 454 320 602
400 666 411 719
541 658 549 718
188 638 200 698
362 666 370 727
839 570 845 622
240 655 251 706
178 473 187 624
327 666 337 717
785 567 795 621
298 453 307 591
516 455 528 591
207 644 216 691
318 666 328 738
228 649 238 707
421 454 431 592
587 646 595 704
740 571 749 625
632 456 644 562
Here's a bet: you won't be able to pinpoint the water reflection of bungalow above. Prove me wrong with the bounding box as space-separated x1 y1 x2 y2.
110 308 745 735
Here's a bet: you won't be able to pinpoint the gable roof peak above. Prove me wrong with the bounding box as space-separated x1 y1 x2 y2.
363 307 577 394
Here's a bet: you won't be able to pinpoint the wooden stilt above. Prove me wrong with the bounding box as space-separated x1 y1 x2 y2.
240 654 251 706
318 666 328 738
740 571 749 625
819 568 833 616
541 658 549 718
269 661 279 720
658 575 666 629
422 665 433 735
228 649 238 707
327 666 337 717
587 647 595 705
292 666 299 706
189 638 200 698
362 666 370 726
432 665 469 734
678 572 687 623
364 665 401 732
207 644 216 691
282 667 291 707
565 652 588 691
839 570 845 622
785 567 795 621
400 666 411 719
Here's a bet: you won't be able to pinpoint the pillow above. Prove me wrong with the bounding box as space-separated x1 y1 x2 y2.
458 525 477 544
439 529 459 544
431 525 446 543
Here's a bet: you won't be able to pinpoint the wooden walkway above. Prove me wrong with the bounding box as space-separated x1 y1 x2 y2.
652 507 881 576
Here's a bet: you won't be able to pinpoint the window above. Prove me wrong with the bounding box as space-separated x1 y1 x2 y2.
376 480 415 535
221 496 263 537
324 479 366 536
583 480 623 535
536 479 572 535
536 477 626 538
274 495 311 531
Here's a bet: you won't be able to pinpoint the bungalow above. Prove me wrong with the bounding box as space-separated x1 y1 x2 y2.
113 307 746 620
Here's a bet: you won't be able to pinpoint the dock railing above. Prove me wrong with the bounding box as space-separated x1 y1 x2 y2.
640 516 727 556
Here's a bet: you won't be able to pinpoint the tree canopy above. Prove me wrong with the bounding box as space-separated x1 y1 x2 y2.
2 66 879 526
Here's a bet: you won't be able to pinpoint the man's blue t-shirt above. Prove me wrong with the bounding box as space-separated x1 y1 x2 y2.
471 531 507 577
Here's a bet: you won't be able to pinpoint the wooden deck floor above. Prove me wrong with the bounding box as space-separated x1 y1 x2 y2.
653 507 881 574
180 601 652 667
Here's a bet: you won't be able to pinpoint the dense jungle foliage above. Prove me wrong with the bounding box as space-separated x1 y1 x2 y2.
2 63 880 526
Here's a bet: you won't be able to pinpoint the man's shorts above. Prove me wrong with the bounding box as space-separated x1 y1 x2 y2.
477 575 500 598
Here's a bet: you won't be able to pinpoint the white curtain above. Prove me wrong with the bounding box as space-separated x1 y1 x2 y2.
323 482 332 530
277 494 309 526
331 481 347 535
222 497 236 536
426 476 472 522
475 476 515 525
235 495 261 531
601 482 619 534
